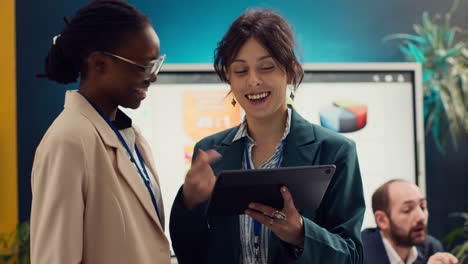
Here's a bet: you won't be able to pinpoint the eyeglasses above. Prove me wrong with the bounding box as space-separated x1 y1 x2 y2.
103 52 166 80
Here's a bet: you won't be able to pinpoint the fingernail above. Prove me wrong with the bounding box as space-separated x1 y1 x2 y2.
282 186 287 192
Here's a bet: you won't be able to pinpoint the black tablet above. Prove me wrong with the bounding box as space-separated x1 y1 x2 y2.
206 165 335 216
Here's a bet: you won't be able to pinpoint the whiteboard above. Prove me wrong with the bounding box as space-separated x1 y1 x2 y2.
121 63 425 252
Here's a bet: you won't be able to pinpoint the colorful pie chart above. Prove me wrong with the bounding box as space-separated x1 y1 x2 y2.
319 100 368 133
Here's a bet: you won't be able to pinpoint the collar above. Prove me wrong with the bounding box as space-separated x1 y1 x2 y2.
232 107 292 143
381 231 418 264
64 90 131 149
112 109 132 130
211 105 321 177
217 106 319 164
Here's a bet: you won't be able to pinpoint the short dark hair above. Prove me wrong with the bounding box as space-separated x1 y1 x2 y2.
372 179 407 215
214 9 304 90
39 0 150 84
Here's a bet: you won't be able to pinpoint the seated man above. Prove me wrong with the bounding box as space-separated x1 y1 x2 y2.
362 179 458 264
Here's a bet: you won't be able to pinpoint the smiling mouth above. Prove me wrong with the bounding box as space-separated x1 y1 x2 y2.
245 92 271 101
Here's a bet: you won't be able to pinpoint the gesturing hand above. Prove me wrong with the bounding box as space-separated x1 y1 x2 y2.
245 186 305 248
182 149 222 210
427 252 458 264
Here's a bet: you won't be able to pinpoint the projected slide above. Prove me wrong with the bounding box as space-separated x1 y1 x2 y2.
182 90 241 169
319 100 367 133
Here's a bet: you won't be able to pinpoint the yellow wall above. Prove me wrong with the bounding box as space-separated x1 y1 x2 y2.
0 0 18 234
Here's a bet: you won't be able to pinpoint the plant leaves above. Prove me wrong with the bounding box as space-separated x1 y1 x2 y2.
413 24 429 40
443 227 465 248
452 242 468 262
442 43 468 61
449 212 468 223
383 33 428 45
398 44 416 61
407 42 426 62
445 28 456 47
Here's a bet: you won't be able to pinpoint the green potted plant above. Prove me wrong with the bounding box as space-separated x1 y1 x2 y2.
443 212 468 263
384 0 468 154
0 222 30 264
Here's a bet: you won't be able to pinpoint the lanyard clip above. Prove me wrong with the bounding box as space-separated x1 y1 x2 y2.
254 235 260 258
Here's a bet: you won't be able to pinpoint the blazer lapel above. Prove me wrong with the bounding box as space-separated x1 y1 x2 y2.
209 127 243 262
64 90 120 149
134 128 165 230
65 91 163 231
374 230 391 264
269 108 323 263
281 107 321 167
115 148 163 230
213 132 244 174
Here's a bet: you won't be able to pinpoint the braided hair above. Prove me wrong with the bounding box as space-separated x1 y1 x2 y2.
40 0 150 84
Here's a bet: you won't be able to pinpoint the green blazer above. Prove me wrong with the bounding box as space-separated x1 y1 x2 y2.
170 108 365 264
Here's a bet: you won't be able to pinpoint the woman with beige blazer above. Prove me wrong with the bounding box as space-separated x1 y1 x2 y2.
31 1 170 263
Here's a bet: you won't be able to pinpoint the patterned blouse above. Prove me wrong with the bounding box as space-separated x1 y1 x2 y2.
232 108 292 264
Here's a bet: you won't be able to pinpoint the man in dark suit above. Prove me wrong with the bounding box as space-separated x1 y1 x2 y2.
362 179 458 264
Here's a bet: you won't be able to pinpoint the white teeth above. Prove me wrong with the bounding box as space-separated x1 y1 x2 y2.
247 92 269 100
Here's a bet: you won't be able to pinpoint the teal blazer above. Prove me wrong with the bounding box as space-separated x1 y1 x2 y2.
170 108 365 263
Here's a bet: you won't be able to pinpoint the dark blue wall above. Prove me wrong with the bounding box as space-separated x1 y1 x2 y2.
16 0 468 241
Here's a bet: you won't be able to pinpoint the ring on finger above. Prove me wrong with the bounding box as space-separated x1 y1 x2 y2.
271 211 287 221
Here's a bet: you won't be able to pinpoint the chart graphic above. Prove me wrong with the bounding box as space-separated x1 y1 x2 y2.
183 91 241 169
319 100 368 133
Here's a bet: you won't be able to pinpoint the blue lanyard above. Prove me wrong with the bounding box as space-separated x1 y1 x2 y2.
82 95 162 224
243 137 285 259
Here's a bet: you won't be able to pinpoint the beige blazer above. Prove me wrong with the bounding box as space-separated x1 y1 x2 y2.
31 90 170 264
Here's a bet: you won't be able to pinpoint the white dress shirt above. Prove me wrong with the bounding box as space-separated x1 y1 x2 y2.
381 231 418 264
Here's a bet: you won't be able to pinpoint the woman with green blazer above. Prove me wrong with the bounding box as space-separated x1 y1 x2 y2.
170 9 365 264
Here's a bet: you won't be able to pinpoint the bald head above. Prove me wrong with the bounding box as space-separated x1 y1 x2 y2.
372 179 424 216
387 181 424 215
